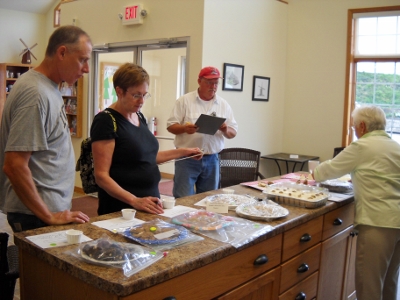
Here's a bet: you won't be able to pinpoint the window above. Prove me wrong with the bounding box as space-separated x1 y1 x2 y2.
344 7 400 144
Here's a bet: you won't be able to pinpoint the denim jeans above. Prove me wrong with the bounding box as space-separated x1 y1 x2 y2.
7 212 47 232
173 154 219 198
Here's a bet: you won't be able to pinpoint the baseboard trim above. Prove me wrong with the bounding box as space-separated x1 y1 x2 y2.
160 172 174 179
74 186 85 194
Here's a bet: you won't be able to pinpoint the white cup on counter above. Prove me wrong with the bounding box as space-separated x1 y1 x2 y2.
66 229 83 244
162 198 176 209
121 208 136 220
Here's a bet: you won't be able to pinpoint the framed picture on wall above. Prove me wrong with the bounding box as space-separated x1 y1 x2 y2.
252 76 270 101
222 63 244 91
99 62 121 111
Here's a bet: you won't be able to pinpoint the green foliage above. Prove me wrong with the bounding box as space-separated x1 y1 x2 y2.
356 71 400 106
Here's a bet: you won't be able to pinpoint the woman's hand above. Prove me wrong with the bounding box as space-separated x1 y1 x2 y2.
133 196 164 214
183 147 204 160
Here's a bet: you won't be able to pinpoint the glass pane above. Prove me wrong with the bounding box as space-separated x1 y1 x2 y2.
355 83 374 104
377 36 397 54
356 62 375 83
376 62 395 83
356 36 377 55
358 17 377 35
395 84 400 105
356 15 400 56
377 16 397 35
375 84 394 104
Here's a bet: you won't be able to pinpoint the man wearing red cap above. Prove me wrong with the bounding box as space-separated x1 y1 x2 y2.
167 66 238 198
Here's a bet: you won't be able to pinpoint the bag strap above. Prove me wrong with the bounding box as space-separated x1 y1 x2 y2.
137 111 147 125
104 109 117 132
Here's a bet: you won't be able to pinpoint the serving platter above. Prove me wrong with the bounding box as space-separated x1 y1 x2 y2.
263 182 329 208
171 210 234 231
236 202 289 222
200 194 257 210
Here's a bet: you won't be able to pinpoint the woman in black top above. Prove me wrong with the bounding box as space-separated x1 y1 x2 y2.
90 63 202 215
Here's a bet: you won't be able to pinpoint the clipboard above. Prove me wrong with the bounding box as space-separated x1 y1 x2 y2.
195 114 226 135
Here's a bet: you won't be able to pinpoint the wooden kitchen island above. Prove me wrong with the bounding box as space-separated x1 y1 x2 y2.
14 184 356 300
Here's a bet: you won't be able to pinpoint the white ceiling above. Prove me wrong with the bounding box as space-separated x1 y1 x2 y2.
0 0 59 14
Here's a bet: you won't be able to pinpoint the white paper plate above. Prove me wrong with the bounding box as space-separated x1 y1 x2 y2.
236 202 289 222
201 194 256 209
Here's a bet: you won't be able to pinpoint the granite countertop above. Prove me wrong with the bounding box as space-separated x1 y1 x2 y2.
14 184 354 297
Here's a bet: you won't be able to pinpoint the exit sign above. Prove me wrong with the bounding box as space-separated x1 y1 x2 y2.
122 4 143 25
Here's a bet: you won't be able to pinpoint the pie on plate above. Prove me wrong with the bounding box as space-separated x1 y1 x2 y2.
236 202 289 221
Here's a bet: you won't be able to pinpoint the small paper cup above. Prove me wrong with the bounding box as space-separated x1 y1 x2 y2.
162 199 176 209
121 208 136 220
66 229 83 244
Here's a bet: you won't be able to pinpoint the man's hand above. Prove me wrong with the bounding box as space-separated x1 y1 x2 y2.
184 122 199 134
50 210 90 225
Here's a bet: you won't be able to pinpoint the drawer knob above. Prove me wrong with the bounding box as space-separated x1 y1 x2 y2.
333 218 343 226
253 254 269 265
297 263 309 273
295 292 306 300
163 297 176 300
300 233 311 242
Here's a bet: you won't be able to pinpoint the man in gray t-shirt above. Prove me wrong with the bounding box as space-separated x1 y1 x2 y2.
0 26 92 232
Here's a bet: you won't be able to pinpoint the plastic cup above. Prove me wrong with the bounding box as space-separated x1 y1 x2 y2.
308 160 320 174
66 229 83 244
162 198 176 209
121 208 136 220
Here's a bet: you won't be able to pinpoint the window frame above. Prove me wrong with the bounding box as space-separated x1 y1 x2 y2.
343 5 400 145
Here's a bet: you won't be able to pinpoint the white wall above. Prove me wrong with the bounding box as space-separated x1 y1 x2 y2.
203 0 288 176
285 0 400 162
0 8 47 64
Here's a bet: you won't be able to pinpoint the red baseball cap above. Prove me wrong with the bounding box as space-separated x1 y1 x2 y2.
198 66 222 79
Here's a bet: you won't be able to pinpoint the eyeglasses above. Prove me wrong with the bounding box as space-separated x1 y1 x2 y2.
131 93 151 100
202 78 220 86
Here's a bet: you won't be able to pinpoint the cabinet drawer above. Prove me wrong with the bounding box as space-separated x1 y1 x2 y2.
282 216 323 261
323 203 354 240
280 244 321 293
279 271 318 300
126 234 282 300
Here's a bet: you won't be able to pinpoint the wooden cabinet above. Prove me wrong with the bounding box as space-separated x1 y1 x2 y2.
130 234 282 300
217 267 281 300
0 63 34 124
317 203 357 300
59 78 83 137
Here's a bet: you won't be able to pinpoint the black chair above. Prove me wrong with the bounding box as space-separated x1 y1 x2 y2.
218 147 265 188
0 233 19 300
333 147 345 158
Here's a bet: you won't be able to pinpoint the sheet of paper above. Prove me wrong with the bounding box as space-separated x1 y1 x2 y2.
195 114 226 135
26 230 92 249
160 205 198 218
92 217 144 233
328 192 354 202
206 202 229 213
194 198 208 207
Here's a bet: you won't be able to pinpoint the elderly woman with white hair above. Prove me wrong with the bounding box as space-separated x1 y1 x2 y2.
314 105 400 300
